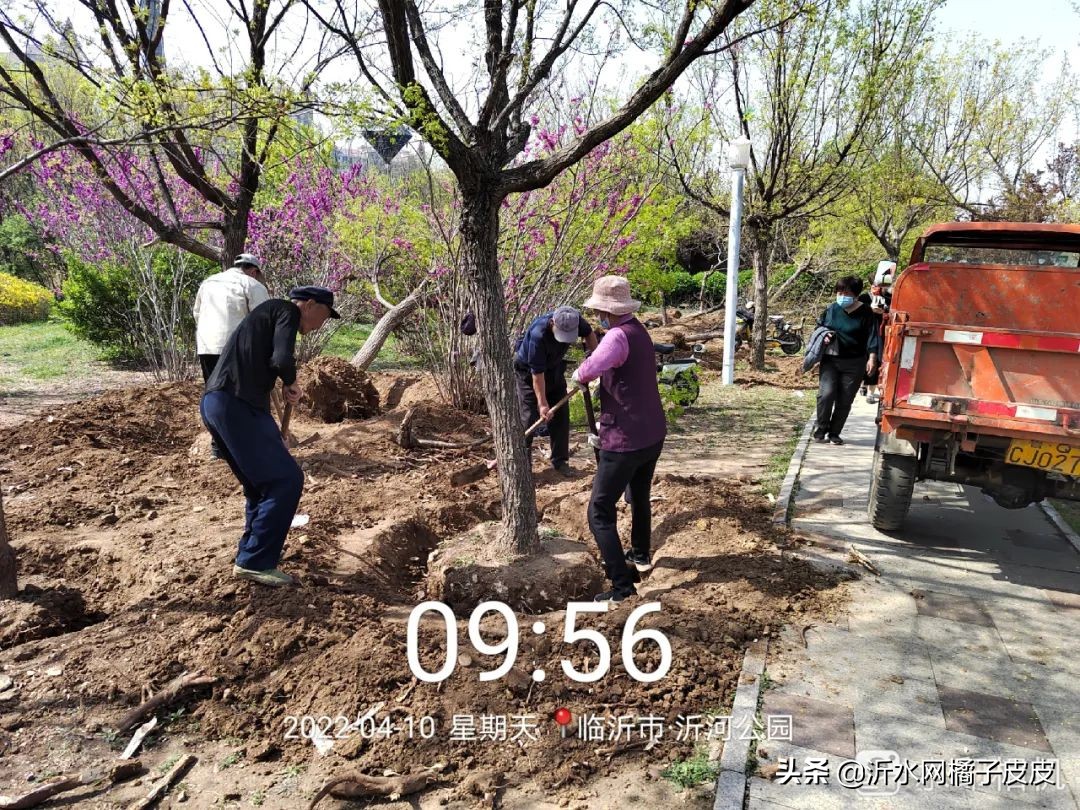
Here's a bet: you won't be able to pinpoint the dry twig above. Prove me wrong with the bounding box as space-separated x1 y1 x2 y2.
0 761 141 809
131 754 195 810
116 672 217 732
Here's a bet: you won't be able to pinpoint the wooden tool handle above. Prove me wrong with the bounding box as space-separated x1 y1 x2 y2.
280 402 293 437
523 387 579 439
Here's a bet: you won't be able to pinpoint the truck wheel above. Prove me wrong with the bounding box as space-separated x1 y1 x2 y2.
868 451 916 531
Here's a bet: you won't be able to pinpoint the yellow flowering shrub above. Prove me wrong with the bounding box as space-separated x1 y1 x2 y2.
0 272 52 325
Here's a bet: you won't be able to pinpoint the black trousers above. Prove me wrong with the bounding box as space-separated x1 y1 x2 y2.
198 354 221 453
816 355 864 437
588 440 664 595
514 363 570 467
199 354 220 383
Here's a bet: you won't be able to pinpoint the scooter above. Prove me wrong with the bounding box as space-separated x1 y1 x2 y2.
654 342 705 407
732 304 803 355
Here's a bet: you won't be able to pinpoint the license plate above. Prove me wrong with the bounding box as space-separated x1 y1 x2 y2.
1005 439 1080 477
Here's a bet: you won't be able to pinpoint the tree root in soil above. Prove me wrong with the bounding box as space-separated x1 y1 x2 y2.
394 407 490 451
115 672 217 732
0 760 142 809
307 763 448 808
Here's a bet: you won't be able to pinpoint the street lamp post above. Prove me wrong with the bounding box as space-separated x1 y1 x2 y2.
722 136 751 386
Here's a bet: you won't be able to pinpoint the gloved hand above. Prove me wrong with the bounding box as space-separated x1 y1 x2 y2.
571 368 586 389
587 433 601 449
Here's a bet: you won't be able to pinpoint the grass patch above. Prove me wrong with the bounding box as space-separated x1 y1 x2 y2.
219 750 243 770
0 316 100 381
323 322 421 370
662 749 720 789
1049 499 1080 536
760 415 812 497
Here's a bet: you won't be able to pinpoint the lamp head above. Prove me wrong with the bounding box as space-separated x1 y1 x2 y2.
728 136 751 170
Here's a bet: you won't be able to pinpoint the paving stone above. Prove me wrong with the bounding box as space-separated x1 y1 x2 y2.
854 674 945 729
912 615 1010 658
929 647 1036 702
938 686 1052 753
914 590 995 626
761 693 854 758
854 710 1075 808
1033 701 1080 808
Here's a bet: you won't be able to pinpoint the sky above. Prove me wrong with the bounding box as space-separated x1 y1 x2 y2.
938 0 1080 71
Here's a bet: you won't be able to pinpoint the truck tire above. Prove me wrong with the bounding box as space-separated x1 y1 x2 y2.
868 450 916 531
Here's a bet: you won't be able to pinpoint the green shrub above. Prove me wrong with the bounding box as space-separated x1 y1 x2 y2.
668 270 699 304
58 256 141 361
58 250 213 365
0 214 61 289
0 271 52 325
691 270 725 303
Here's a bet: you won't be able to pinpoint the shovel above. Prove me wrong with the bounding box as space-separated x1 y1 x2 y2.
580 382 600 463
449 388 580 487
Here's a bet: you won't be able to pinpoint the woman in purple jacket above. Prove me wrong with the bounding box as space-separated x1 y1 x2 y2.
572 276 667 603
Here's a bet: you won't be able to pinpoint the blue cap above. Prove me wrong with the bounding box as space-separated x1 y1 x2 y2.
288 285 341 319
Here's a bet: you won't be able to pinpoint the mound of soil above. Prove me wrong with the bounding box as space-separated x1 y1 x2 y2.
426 522 603 613
6 383 200 462
299 356 380 422
735 354 809 390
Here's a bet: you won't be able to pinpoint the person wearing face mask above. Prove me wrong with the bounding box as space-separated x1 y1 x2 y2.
813 276 880 445
200 286 339 586
571 276 666 604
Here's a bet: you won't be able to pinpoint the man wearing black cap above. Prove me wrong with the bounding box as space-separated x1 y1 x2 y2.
200 286 339 587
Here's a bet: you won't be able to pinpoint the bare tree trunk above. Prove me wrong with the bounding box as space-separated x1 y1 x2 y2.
750 225 772 370
0 490 16 599
769 256 812 305
351 292 422 371
660 292 669 326
698 270 713 313
459 192 539 555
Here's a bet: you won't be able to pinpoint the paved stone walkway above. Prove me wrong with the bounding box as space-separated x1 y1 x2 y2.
748 399 1080 809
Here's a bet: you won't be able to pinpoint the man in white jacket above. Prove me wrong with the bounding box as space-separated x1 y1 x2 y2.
194 253 270 456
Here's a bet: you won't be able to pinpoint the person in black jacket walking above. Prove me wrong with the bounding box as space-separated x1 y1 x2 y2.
814 276 880 445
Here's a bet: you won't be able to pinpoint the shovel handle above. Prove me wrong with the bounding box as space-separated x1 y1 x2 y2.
580 383 600 461
523 387 579 439
281 401 293 437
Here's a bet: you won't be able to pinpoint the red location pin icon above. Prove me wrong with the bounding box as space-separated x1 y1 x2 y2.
555 707 572 738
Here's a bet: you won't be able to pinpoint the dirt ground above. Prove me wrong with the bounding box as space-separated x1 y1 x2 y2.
0 354 844 808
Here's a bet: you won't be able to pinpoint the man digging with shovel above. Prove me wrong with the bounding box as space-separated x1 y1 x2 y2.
513 306 598 476
200 286 339 587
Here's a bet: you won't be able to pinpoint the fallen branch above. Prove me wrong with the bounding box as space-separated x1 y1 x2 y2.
116 672 217 732
594 738 656 760
847 545 880 576
131 754 195 810
308 763 447 808
412 435 490 450
0 760 142 809
684 328 726 342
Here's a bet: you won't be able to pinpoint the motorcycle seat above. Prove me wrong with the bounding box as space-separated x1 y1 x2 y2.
653 343 676 355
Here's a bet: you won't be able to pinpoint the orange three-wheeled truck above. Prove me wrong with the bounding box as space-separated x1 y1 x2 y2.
869 222 1080 531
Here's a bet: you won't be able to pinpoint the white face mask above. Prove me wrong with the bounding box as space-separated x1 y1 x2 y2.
836 295 855 307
